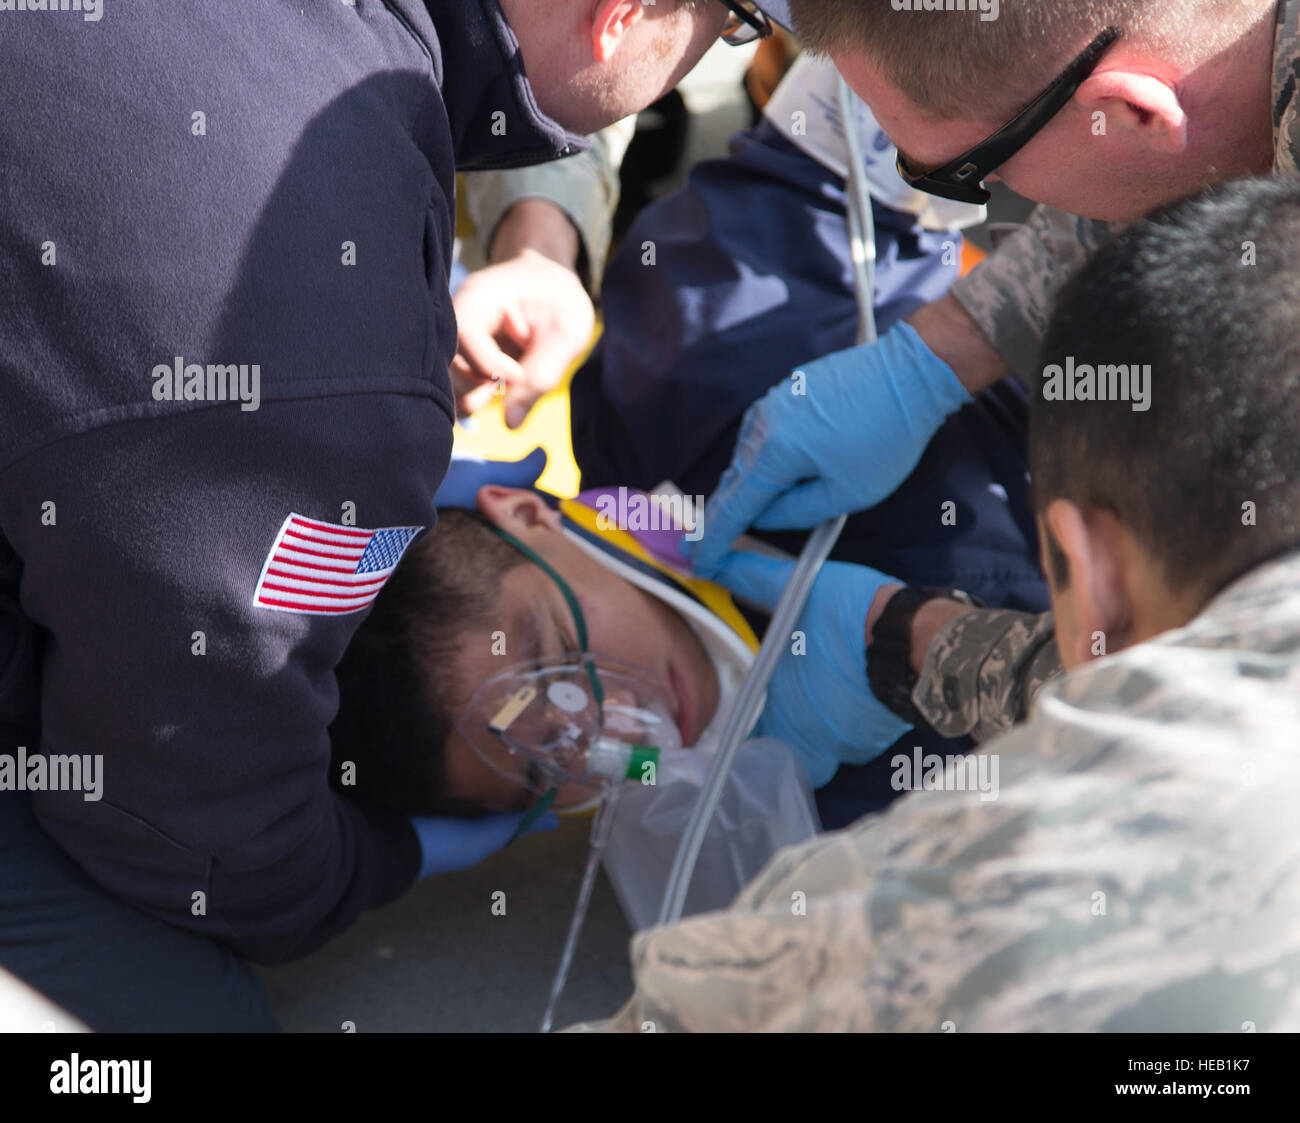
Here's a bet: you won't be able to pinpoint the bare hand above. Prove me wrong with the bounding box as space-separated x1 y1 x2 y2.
451 248 596 427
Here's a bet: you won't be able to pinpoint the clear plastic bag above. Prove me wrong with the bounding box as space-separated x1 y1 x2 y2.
601 737 822 931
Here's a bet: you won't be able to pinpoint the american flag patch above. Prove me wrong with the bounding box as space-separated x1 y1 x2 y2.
252 514 424 616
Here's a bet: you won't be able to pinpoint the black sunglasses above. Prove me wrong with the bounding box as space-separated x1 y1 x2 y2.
717 0 775 46
897 27 1123 205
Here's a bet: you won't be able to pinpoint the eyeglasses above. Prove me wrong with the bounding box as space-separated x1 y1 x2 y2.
897 27 1123 205
717 0 774 47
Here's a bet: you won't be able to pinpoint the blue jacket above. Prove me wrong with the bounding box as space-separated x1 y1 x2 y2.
0 0 584 962
571 122 1049 610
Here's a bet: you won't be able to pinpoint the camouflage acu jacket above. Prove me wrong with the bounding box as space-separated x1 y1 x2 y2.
910 0 1300 737
575 550 1300 1032
913 605 1060 741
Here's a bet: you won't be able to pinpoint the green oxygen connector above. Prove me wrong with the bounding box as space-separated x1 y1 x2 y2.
589 738 661 784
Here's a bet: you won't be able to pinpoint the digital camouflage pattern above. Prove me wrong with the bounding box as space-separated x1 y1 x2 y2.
1274 0 1300 175
950 207 1113 378
913 606 1061 743
907 0 1300 734
574 551 1300 1032
951 0 1300 376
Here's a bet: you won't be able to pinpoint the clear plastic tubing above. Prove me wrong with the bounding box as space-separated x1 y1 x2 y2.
656 78 877 928
838 75 879 348
654 517 843 927
540 779 624 1033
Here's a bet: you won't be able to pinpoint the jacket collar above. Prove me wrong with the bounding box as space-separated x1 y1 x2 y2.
422 0 590 171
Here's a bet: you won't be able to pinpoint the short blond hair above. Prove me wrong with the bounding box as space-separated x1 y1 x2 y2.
787 0 1265 119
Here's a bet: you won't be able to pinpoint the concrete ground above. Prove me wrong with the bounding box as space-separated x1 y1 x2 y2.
255 815 632 1032
255 44 1037 1035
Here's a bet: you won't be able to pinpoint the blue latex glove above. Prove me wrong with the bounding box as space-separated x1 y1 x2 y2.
409 810 559 880
687 322 972 577
435 447 547 510
713 551 912 789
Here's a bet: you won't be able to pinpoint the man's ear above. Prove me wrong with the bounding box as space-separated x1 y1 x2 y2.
475 485 562 535
1044 499 1133 665
1075 69 1188 155
590 0 645 63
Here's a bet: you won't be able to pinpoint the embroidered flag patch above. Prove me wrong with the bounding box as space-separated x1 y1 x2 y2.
253 514 424 616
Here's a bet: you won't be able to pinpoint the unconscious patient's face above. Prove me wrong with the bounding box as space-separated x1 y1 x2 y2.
435 487 720 812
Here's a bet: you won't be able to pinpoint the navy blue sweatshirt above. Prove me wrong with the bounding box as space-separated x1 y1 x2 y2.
0 0 586 962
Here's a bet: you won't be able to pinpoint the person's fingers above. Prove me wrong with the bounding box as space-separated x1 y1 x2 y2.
453 330 528 418
750 478 849 530
436 449 548 507
685 402 790 575
503 390 541 431
455 318 529 387
448 355 477 412
519 326 578 389
520 812 559 836
471 810 546 854
709 550 796 611
499 302 533 350
687 467 782 578
688 391 838 575
503 330 578 428
460 381 502 417
472 445 549 488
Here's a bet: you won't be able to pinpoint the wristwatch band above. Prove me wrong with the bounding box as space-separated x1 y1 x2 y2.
867 586 979 725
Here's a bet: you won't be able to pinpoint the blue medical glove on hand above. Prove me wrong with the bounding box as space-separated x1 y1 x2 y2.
687 322 972 578
712 551 912 789
409 810 559 880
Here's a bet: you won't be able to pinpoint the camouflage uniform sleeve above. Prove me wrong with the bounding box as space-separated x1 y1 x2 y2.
567 824 896 1033
460 118 636 297
1272 0 1299 175
948 205 1114 376
913 608 1062 743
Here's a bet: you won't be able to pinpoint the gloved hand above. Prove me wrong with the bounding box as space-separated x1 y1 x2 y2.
435 447 548 510
713 551 912 789
686 322 972 578
409 810 559 880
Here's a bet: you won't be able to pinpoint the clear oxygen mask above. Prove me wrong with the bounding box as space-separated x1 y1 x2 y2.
459 657 680 810
460 656 681 1032
459 525 685 1030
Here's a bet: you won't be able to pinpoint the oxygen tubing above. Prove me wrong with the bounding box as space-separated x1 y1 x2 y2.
655 78 878 927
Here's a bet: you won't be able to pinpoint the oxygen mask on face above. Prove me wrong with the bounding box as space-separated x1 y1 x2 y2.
458 656 681 810
460 523 684 1031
